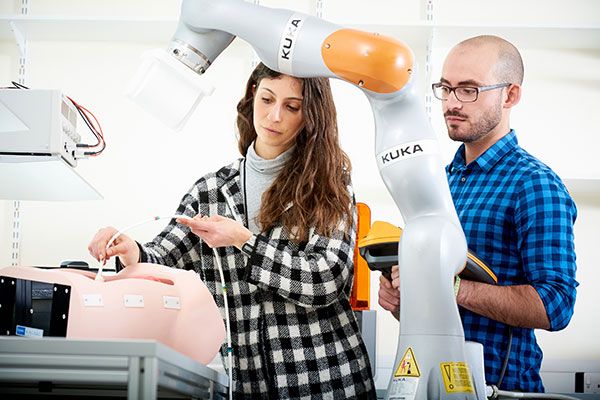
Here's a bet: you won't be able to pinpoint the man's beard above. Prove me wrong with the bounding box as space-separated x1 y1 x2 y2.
446 102 502 143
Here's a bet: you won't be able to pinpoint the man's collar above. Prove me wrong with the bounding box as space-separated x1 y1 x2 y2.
449 130 518 173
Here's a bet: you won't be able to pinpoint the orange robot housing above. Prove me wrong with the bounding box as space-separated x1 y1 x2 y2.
321 29 414 94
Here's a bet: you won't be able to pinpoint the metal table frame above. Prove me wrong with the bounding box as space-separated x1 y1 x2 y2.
0 337 228 399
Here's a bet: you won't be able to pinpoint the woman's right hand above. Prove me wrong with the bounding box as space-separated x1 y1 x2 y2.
88 227 140 267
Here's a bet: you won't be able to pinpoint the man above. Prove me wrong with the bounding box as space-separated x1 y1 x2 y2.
378 35 577 392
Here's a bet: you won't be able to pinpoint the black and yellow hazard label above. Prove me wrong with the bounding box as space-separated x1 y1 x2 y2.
393 347 421 377
440 362 474 393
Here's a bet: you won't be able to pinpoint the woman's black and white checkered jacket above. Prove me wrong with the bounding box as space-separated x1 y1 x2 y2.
139 159 376 399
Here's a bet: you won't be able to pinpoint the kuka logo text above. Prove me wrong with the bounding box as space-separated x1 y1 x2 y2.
381 144 424 164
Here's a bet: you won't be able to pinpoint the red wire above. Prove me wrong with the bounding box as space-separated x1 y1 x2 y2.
78 104 104 139
67 96 105 151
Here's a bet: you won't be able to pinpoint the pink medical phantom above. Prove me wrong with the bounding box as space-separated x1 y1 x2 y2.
0 263 225 365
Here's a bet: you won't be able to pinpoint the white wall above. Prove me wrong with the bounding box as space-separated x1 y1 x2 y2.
1 0 599 389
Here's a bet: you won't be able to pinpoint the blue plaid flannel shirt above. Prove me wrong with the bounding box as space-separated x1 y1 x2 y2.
447 130 578 392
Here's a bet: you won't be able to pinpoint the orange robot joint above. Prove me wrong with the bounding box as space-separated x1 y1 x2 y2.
321 28 414 94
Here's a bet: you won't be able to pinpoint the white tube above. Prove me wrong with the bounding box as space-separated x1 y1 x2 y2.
213 249 233 400
489 385 580 400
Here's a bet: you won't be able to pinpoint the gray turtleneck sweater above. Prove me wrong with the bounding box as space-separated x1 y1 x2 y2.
241 142 294 233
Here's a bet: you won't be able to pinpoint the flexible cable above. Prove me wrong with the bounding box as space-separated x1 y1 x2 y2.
67 96 106 155
10 81 29 89
496 327 513 388
496 390 579 399
213 247 234 400
488 385 580 399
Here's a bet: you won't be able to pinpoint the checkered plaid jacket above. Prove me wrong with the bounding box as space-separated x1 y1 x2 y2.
139 159 376 399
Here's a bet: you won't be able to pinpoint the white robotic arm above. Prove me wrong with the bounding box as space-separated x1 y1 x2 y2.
171 0 408 86
137 1 475 399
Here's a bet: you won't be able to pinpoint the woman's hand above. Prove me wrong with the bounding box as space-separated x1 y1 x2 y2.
177 214 252 249
378 265 400 320
88 227 140 267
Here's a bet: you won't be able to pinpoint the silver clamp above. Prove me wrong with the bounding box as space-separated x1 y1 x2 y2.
167 39 212 75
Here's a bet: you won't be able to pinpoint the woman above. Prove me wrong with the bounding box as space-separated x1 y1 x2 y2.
89 63 376 399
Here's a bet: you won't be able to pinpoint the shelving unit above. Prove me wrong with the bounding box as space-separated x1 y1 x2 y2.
1 0 599 390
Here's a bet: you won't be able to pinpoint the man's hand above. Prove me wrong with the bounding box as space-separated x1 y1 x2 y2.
378 265 400 320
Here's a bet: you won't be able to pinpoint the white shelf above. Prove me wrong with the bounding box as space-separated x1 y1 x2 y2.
0 16 433 46
0 15 178 44
1 15 599 51
349 23 433 62
354 22 600 51
0 155 102 201
564 178 600 198
432 23 600 50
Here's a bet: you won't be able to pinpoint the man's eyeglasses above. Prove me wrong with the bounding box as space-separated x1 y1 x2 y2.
431 82 511 103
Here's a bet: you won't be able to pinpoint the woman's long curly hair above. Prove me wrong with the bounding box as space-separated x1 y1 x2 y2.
236 63 352 242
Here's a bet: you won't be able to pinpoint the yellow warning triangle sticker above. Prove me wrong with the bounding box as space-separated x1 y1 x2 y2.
394 347 421 377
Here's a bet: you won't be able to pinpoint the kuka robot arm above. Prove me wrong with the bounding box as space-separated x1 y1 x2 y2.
167 3 473 397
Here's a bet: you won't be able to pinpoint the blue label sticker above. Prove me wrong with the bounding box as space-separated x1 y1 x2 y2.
15 325 43 337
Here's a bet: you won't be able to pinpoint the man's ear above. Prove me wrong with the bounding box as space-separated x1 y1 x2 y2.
504 83 521 108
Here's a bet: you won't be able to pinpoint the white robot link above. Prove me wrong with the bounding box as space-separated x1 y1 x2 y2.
167 0 473 399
